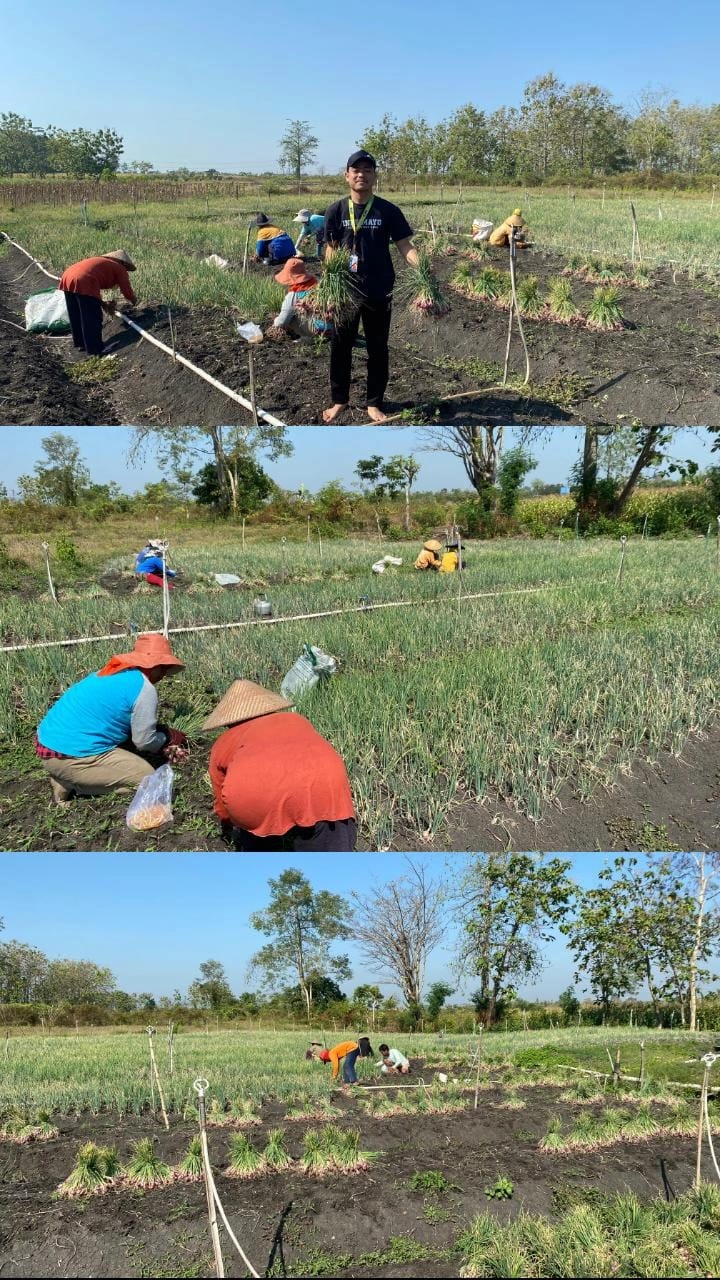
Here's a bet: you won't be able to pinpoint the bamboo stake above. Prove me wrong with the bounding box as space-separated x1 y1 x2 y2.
195 1080 225 1278
242 226 251 276
696 1059 710 1189
41 542 58 605
167 306 177 364
473 1039 483 1110
147 1027 170 1131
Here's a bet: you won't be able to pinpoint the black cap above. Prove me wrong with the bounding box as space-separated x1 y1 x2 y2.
346 150 377 170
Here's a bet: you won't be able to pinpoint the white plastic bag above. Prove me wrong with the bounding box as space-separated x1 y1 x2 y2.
281 645 337 699
471 219 494 242
236 321 264 344
371 560 386 574
214 573 241 586
25 288 71 334
126 763 174 830
203 253 229 269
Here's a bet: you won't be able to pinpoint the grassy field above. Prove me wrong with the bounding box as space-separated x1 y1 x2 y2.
4 1025 720 1278
1 1025 716 1116
2 534 717 846
2 186 720 319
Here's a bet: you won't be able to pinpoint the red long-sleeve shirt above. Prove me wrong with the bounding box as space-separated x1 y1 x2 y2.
208 712 354 837
59 256 136 302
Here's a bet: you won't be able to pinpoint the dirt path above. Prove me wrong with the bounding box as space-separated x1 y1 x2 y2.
2 244 718 426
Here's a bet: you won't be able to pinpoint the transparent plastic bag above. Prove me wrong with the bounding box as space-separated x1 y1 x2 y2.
281 644 337 699
236 321 263 344
25 288 71 334
471 219 494 242
126 763 174 830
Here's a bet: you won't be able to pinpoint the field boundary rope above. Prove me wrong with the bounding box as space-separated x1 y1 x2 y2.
0 232 286 427
1 583 573 654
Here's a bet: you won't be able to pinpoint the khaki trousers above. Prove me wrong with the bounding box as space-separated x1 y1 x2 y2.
41 746 154 797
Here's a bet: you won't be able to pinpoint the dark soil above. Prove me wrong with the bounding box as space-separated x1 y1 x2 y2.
2 244 719 426
0 1082 709 1278
1 719 717 853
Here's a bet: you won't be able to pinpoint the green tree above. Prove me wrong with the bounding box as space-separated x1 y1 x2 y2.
426 981 454 1021
445 104 493 180
193 452 274 516
47 126 123 176
132 424 292 518
282 975 346 1013
0 940 49 1003
248 869 352 1023
278 120 318 189
558 986 580 1021
455 854 575 1026
383 455 420 531
497 446 536 516
423 426 505 499
18 432 90 507
40 959 116 1005
187 960 235 1010
563 883 644 1017
0 112 49 176
355 455 387 498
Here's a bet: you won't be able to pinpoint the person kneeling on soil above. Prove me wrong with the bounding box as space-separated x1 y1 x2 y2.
317 1037 374 1085
203 679 356 851
489 209 530 248
253 213 296 265
377 1044 411 1074
293 209 326 258
35 634 188 807
58 249 137 357
414 538 442 570
271 258 332 339
439 541 463 573
135 540 178 589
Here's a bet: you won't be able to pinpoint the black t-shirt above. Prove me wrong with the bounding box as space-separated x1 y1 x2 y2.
324 195 413 300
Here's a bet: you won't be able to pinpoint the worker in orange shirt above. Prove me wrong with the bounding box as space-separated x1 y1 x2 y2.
317 1037 374 1084
58 250 137 357
203 679 356 851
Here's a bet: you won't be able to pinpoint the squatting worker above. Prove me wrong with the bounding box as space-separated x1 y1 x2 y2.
489 209 529 248
322 149 421 424
204 679 356 851
415 538 442 570
377 1044 411 1074
272 258 332 338
58 249 137 357
135 540 178 589
35 634 188 806
293 209 326 258
317 1037 374 1085
253 213 296 264
439 541 463 573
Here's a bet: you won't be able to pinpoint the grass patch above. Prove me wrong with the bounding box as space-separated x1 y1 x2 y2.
66 355 121 384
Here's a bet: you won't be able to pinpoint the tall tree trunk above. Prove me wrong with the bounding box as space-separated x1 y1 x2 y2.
609 427 665 517
689 853 710 1033
404 480 410 532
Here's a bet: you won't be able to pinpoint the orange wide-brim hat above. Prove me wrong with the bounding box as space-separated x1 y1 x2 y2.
275 257 318 289
98 632 185 677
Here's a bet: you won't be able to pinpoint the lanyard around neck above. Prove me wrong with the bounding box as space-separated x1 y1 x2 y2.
348 194 374 238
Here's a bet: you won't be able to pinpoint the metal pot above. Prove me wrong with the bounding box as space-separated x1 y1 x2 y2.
253 596 272 618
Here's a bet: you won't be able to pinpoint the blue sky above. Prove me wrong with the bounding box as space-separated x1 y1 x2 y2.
2 427 715 495
2 853 616 1002
2 0 719 172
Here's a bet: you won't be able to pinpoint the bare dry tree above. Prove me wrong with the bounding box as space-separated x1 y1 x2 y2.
351 859 446 1016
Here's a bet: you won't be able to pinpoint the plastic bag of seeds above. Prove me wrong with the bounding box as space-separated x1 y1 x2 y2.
126 764 175 830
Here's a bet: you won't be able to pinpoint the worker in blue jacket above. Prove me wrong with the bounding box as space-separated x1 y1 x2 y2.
254 213 296 264
135 540 178 589
293 209 326 258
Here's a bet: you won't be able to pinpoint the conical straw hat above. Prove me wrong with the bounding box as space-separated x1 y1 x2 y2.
202 679 293 731
103 249 136 270
423 539 442 552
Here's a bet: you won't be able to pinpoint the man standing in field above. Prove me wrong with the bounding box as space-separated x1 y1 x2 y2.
322 150 420 424
58 249 137 357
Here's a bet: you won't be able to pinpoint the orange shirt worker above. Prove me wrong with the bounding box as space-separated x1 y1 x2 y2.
58 249 137 357
317 1038 374 1084
204 680 356 851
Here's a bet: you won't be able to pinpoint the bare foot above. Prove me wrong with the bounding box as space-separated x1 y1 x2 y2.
366 406 388 423
322 403 348 423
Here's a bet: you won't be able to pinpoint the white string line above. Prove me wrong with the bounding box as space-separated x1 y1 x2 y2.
1 583 572 654
0 232 286 427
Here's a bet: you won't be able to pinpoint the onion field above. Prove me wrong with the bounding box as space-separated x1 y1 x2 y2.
1 534 718 849
3 1026 720 1278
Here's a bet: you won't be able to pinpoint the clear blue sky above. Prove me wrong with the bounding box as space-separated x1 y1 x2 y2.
1 853 614 1002
1 427 715 496
2 0 719 172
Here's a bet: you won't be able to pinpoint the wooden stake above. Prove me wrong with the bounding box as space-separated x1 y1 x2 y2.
696 1061 710 1189
147 1027 170 1130
242 226 251 276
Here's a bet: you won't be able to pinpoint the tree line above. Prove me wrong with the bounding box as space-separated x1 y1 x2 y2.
359 78 720 185
3 856 719 1033
4 77 720 182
